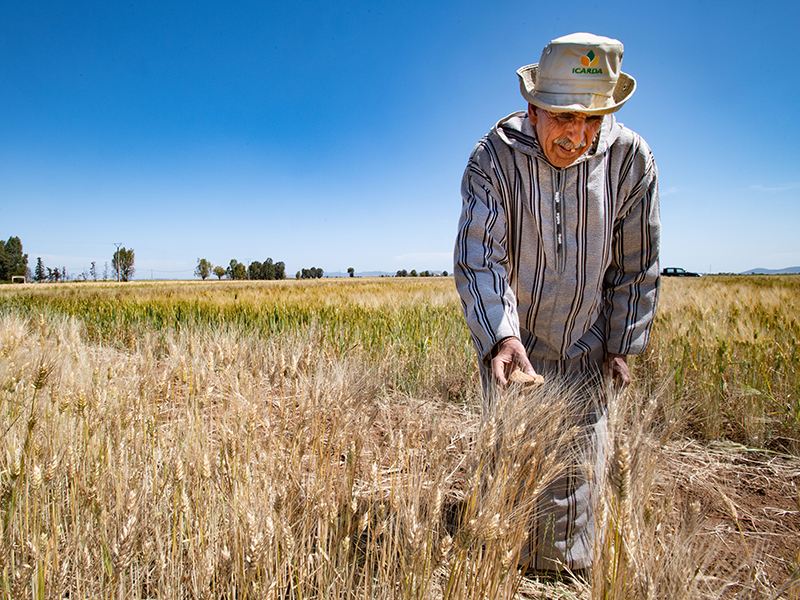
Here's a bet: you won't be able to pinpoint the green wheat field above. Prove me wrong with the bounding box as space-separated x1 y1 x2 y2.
0 276 798 599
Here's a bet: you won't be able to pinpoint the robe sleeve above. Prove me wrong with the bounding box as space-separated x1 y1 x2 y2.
453 140 521 364
603 139 661 355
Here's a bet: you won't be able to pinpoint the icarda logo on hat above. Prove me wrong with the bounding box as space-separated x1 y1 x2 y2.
516 32 636 115
581 50 600 67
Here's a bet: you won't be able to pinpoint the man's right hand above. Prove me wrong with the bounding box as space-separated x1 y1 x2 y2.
491 337 537 387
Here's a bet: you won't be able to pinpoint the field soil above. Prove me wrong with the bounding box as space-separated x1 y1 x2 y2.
663 440 800 594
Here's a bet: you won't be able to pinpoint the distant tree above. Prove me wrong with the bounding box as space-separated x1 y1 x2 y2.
296 271 301 279
227 259 247 280
442 270 448 277
0 236 28 280
90 261 97 281
248 260 262 280
410 269 418 277
347 267 355 278
420 270 431 277
103 262 110 280
273 261 286 280
396 269 408 277
195 258 213 280
112 247 135 282
261 258 274 280
35 258 45 283
61 267 68 281
213 266 226 279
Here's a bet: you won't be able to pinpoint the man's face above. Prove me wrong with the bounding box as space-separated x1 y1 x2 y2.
528 105 604 168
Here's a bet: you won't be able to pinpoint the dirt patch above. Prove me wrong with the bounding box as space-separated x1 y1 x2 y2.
662 440 800 594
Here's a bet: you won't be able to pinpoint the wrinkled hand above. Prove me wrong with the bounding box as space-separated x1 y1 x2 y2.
605 352 631 387
491 337 537 387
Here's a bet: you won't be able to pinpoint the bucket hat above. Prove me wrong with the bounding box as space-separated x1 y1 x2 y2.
517 32 636 115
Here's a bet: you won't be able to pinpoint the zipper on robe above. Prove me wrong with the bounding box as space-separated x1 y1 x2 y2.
551 169 567 273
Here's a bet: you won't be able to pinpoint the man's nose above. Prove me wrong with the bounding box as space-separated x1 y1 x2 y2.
564 120 589 143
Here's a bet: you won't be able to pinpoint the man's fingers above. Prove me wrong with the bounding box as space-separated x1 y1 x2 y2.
491 337 538 388
491 359 509 386
606 353 631 387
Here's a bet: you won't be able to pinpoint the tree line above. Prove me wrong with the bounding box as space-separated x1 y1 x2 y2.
395 269 448 277
195 258 287 280
0 236 135 283
297 267 323 279
195 259 332 281
2 236 450 284
33 247 134 282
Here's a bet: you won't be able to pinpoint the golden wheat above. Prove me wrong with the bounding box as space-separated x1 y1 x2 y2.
0 277 797 599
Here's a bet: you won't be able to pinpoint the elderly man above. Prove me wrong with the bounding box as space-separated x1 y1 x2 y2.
454 33 660 573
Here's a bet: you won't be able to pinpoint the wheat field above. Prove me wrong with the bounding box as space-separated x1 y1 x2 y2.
0 276 798 599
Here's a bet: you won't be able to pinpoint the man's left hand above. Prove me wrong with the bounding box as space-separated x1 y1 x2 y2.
606 353 631 386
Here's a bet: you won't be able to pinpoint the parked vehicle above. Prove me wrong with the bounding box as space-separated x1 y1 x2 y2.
662 267 701 277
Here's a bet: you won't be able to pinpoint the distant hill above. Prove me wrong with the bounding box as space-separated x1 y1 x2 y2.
740 266 800 275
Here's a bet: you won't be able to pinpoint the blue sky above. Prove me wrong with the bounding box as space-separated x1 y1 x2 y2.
2 0 798 278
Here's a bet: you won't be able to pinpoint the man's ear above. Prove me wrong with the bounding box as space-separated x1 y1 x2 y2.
527 103 537 126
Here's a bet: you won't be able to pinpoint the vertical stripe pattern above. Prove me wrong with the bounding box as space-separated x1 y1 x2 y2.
454 110 660 572
454 111 660 367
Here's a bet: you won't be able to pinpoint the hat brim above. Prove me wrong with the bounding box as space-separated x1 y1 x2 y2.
517 64 636 115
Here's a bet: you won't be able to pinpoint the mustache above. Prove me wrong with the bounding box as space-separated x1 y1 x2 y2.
554 137 588 150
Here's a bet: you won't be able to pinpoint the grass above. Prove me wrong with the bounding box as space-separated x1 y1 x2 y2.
0 276 798 599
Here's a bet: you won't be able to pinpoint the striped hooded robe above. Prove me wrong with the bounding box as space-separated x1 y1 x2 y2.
454 110 660 380
454 110 660 571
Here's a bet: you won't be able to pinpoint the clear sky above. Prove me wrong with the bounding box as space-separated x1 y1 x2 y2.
2 0 799 278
